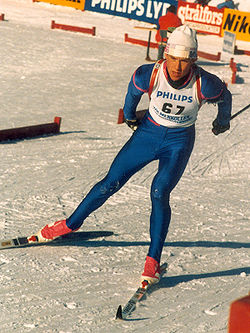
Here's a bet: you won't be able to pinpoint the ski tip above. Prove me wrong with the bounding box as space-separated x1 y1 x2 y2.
115 305 123 320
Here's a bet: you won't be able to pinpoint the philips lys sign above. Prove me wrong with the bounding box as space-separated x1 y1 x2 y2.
84 0 178 24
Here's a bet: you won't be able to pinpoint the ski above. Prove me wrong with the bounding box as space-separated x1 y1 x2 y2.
115 262 168 320
0 231 114 250
0 236 39 249
0 236 39 250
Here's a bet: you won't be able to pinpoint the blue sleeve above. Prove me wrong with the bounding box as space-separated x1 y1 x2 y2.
123 64 154 120
217 1 234 9
200 67 232 126
217 2 226 9
217 87 232 126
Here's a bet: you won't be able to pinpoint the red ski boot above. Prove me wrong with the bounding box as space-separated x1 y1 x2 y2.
28 220 75 243
141 256 161 285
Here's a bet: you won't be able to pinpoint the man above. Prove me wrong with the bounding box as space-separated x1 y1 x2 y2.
155 5 182 43
29 26 231 285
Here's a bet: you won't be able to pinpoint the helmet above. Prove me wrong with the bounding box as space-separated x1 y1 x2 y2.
164 25 198 59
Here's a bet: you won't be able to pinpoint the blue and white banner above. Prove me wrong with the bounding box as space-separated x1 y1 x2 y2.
84 0 178 24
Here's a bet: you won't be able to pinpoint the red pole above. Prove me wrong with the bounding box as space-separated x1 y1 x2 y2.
117 109 125 124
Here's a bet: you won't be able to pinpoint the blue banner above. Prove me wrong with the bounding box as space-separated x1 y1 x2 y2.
84 0 178 24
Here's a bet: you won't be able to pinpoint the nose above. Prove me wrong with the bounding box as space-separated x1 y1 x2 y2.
175 60 181 71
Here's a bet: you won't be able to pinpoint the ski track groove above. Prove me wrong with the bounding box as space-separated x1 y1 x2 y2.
189 136 247 176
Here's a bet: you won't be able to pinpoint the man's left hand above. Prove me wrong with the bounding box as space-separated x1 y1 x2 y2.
212 119 230 135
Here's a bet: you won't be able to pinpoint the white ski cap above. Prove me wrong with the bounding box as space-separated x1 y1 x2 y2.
164 25 198 59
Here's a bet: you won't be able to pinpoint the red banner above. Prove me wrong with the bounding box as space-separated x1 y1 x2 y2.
177 1 224 36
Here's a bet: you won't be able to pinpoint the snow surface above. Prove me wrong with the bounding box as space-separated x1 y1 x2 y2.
0 1 249 332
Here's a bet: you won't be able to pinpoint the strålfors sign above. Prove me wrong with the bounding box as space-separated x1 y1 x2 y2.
177 1 223 36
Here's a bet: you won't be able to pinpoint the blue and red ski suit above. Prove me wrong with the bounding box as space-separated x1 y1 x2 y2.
66 62 232 263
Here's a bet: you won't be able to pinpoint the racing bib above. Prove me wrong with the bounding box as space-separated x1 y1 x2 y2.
149 63 201 128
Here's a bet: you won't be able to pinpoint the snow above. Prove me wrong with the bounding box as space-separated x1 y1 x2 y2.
0 1 249 332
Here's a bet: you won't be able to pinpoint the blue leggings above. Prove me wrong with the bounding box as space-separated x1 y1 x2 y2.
66 116 195 262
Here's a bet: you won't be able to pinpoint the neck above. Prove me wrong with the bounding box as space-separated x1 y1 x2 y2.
166 68 193 89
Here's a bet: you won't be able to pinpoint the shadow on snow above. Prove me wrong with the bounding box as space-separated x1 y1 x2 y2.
52 231 250 250
160 266 250 288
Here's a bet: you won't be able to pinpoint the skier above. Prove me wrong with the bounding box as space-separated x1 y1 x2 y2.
29 25 232 285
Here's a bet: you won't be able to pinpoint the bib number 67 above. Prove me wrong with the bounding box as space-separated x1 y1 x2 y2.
162 103 185 115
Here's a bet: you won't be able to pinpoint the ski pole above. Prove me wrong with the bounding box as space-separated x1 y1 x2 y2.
145 30 152 61
230 103 250 120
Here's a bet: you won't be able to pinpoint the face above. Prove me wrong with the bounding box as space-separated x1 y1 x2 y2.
165 54 196 81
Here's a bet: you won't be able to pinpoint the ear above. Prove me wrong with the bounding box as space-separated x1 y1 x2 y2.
164 54 170 61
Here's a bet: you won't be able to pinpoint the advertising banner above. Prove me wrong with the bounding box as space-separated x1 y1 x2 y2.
177 1 224 36
221 9 250 42
84 0 178 24
222 31 236 54
35 0 85 10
